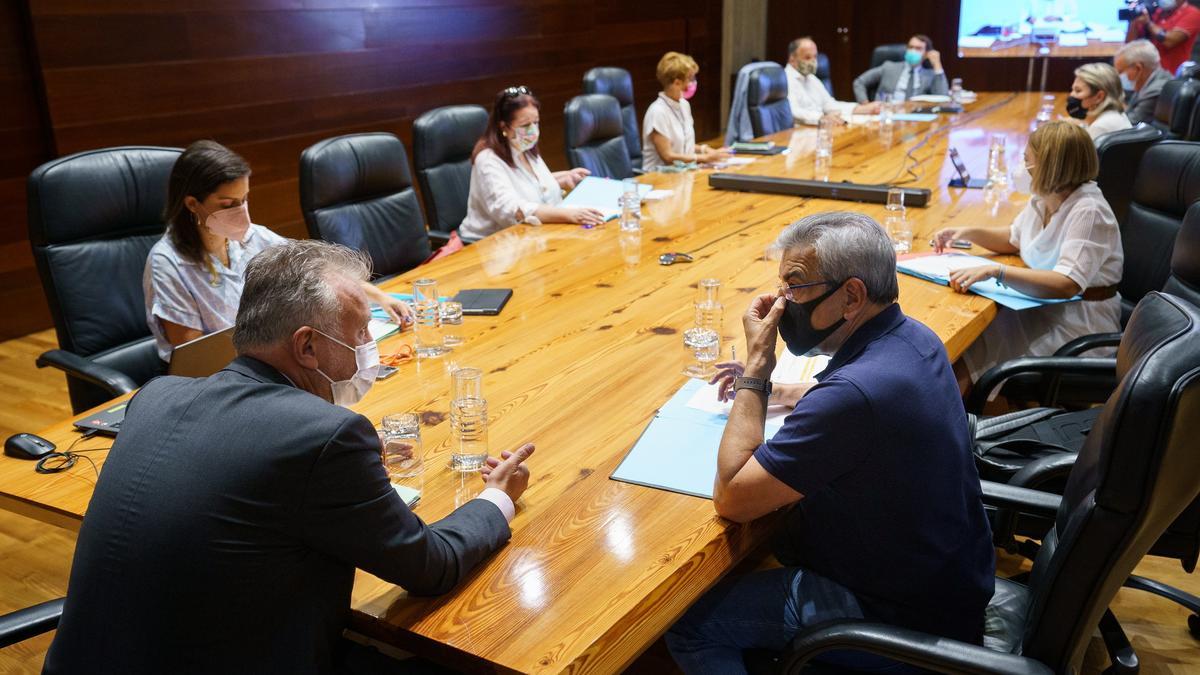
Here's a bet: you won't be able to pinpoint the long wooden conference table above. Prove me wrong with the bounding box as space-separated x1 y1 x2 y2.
0 92 1045 673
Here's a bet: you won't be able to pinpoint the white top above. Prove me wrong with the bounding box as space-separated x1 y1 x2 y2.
963 182 1124 380
785 64 857 125
642 92 696 172
1087 109 1133 141
459 147 562 242
143 224 287 362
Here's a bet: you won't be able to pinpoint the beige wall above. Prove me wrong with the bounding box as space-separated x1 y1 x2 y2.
720 0 769 130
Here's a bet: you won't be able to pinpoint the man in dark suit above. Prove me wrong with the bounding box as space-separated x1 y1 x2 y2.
1116 39 1175 125
44 240 534 674
852 34 949 103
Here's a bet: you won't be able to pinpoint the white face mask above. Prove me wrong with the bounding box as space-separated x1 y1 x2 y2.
1161 0 1178 10
313 329 379 407
1012 161 1034 194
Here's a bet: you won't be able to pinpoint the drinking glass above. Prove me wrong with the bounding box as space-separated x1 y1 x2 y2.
682 327 720 379
950 78 964 107
381 413 424 492
987 134 1008 185
449 367 489 471
440 300 464 347
413 279 448 357
816 116 835 159
620 178 641 231
885 188 912 254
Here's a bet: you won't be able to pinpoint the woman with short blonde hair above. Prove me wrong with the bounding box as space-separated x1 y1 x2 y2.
1068 62 1133 141
931 120 1124 384
642 51 730 171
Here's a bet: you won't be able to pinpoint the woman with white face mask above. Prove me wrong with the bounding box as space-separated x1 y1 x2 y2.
931 121 1124 386
144 140 412 362
458 87 602 241
1067 63 1132 142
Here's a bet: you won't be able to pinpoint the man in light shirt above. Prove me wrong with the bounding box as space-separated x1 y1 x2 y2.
786 37 880 126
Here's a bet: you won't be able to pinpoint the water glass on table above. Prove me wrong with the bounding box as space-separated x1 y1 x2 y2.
987 134 1008 186
950 78 964 107
683 327 720 379
620 178 641 232
413 278 449 357
449 367 489 472
441 300 464 347
381 412 424 492
885 187 912 254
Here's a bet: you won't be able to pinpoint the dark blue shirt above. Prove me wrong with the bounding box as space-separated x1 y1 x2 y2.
755 303 994 643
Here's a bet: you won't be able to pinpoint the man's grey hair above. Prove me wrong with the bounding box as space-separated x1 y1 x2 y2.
233 240 372 352
1116 39 1161 68
772 211 898 304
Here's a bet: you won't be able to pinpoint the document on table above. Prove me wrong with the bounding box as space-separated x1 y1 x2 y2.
1057 33 1088 47
610 354 829 499
368 293 448 341
897 252 1080 310
561 176 653 221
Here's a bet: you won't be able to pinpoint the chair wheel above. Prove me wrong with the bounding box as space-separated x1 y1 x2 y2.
1188 613 1200 639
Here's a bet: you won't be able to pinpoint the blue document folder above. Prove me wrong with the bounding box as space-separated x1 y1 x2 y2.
610 379 786 499
897 253 1080 311
561 176 653 220
891 113 939 122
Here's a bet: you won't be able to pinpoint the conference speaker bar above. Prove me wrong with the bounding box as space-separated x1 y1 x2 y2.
708 173 931 208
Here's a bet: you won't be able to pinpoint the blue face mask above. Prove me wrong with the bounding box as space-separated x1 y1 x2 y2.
1120 72 1136 92
904 49 923 67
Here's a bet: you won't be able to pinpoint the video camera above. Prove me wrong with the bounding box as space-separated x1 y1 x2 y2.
1119 0 1161 21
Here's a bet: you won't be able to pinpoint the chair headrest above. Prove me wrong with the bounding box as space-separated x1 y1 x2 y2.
299 133 413 211
816 52 831 80
1168 200 1200 295
412 105 489 170
1132 141 1200 216
583 67 634 107
747 65 788 107
564 94 624 148
870 43 908 69
1095 122 1164 154
27 146 182 246
1154 78 1200 133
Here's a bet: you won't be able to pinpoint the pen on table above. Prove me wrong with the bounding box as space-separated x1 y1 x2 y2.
732 345 736 362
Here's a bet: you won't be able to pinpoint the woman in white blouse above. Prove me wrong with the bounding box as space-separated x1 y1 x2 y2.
642 52 730 172
144 140 410 361
932 121 1124 383
1067 63 1132 142
459 86 602 242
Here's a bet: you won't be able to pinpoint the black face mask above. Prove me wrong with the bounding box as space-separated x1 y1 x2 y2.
1065 95 1088 120
778 283 845 356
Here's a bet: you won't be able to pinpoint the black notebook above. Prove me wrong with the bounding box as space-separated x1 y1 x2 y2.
454 289 513 315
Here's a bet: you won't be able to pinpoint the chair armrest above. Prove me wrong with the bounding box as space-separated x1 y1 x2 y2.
1054 332 1123 357
784 621 1053 675
1009 453 1078 490
967 357 1116 414
426 229 452 248
36 349 137 396
981 480 1062 518
0 598 64 648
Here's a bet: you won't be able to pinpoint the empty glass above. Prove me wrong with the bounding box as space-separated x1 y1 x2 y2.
885 188 912 254
441 300 464 347
449 367 489 471
987 134 1008 186
381 412 424 492
879 92 896 126
816 116 835 159
950 78 964 107
814 154 832 182
694 278 723 332
620 178 641 231
413 279 448 357
682 327 720 379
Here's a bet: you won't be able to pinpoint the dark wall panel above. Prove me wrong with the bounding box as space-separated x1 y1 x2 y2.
1 0 721 339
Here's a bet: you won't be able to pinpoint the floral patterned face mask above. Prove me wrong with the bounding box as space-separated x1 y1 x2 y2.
509 122 539 153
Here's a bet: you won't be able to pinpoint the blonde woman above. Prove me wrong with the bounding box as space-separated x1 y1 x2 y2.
1068 63 1133 141
642 52 730 171
932 121 1123 382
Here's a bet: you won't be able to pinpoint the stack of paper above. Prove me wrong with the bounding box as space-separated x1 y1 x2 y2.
897 252 1079 310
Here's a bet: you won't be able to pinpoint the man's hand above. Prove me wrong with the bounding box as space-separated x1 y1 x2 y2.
853 101 882 115
926 49 943 72
949 265 1000 293
742 293 787 378
481 443 535 503
820 112 847 126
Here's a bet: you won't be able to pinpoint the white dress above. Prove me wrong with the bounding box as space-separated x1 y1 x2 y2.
642 92 696 172
1087 109 1133 141
963 182 1124 380
459 147 562 242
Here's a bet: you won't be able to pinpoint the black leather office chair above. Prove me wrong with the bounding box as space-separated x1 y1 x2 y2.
299 133 431 279
869 43 907 70
583 67 641 169
1095 123 1164 227
746 64 794 138
28 146 181 414
1152 78 1200 140
778 291 1200 674
563 94 633 179
412 104 488 245
815 53 833 96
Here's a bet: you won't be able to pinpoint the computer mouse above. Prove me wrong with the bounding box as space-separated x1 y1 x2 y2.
4 433 56 460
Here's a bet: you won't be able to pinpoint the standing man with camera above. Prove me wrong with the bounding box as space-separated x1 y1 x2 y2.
1125 0 1200 76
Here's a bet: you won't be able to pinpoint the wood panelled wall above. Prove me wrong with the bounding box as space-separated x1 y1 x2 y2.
0 0 722 341
768 0 1104 101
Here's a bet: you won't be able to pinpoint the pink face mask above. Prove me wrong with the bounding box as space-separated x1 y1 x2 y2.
683 79 698 100
200 202 251 242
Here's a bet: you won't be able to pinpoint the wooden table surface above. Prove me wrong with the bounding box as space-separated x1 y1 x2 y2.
959 38 1119 59
0 92 1043 674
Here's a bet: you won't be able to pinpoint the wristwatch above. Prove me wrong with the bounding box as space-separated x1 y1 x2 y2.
733 376 773 397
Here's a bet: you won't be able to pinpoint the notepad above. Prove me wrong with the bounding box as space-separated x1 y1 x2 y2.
897 252 1080 310
610 354 829 499
561 176 653 221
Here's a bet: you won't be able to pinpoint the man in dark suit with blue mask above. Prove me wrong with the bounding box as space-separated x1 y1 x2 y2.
666 212 993 674
45 240 535 674
853 34 950 103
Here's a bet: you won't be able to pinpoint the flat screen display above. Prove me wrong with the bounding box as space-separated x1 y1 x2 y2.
957 1 1130 58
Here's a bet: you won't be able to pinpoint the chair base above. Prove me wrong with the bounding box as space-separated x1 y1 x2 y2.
1124 574 1200 639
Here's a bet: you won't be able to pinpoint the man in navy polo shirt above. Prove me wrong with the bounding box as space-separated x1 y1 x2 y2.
666 212 994 673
